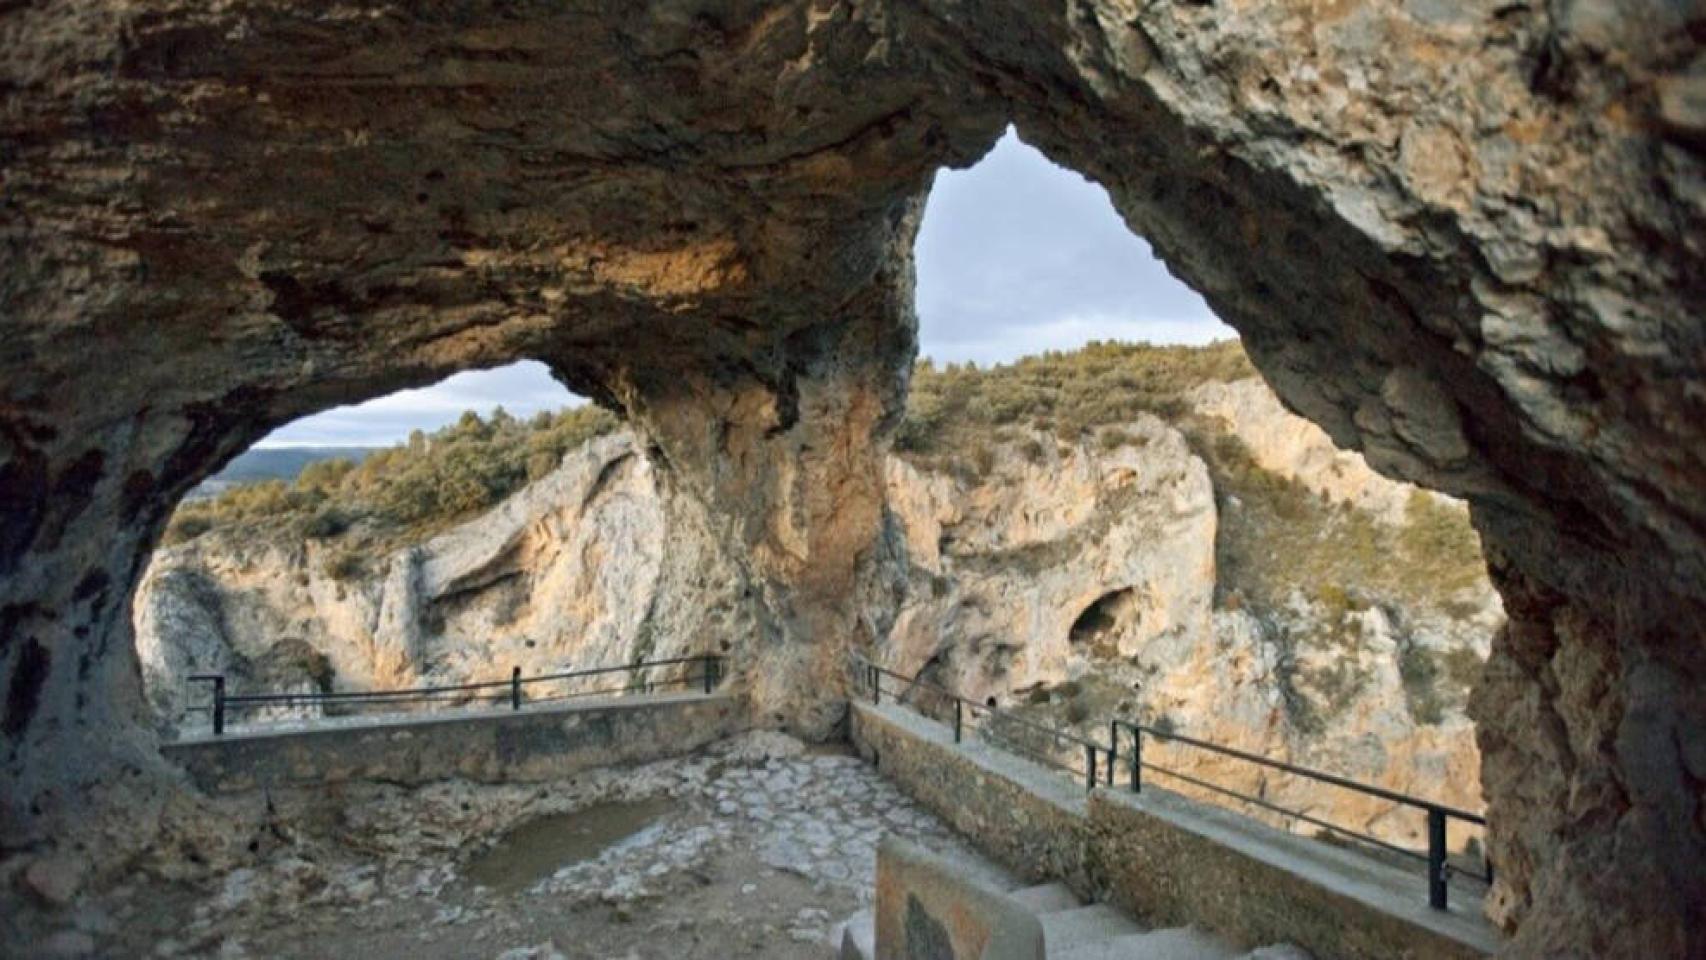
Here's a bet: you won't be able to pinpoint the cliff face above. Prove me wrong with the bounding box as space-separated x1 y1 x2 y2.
138 376 1499 854
880 378 1499 852
137 433 753 731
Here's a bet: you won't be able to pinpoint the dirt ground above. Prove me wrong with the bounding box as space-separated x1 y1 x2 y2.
27 734 1006 960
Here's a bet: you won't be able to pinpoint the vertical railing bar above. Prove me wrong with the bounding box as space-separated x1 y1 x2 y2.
1131 723 1142 794
1107 721 1118 787
511 666 521 711
190 674 226 736
1427 807 1448 910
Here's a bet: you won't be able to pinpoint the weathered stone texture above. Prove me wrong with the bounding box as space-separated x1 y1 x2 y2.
135 431 755 732
3 1 1703 952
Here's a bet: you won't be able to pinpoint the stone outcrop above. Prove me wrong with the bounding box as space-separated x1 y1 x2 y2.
4 2 1703 953
138 386 1497 854
878 404 1496 852
137 432 754 733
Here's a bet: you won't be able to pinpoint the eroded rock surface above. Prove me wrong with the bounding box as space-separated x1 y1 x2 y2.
138 381 1498 857
4 1 1703 953
135 432 754 732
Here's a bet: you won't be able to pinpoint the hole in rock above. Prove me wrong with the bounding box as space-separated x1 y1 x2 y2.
132 360 688 736
890 128 1498 865
1069 588 1139 647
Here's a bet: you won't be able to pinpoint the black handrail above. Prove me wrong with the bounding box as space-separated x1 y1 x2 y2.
186 654 723 733
1118 720 1484 823
851 653 1490 912
855 656 1109 791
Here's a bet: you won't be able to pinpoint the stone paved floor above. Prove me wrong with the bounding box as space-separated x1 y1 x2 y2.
75 732 1005 960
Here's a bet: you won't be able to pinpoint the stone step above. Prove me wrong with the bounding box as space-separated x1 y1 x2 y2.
835 907 875 960
1010 881 1084 914
1051 926 1239 960
1040 905 1145 953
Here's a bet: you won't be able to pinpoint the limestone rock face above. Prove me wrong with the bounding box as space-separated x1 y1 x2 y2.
882 417 1218 699
137 393 1495 858
137 432 756 733
1189 380 1414 524
877 410 1494 853
4 1 1703 951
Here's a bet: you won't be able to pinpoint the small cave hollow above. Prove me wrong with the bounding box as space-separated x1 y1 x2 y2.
1068 586 1141 653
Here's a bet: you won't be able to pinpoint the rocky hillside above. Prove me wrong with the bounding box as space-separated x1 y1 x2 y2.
138 342 1500 851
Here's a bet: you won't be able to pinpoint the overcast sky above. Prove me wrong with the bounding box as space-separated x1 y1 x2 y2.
261 129 1232 447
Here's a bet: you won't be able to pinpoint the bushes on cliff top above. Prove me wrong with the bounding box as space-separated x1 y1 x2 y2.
1195 430 1487 621
895 338 1254 453
165 405 618 546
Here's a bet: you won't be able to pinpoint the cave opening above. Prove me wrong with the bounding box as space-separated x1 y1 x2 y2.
1068 588 1135 647
1 6 1699 949
895 125 1499 866
131 360 654 735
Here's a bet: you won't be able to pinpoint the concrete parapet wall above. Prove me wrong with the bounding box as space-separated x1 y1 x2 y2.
850 699 1095 896
162 692 743 793
851 700 1495 960
874 836 1043 960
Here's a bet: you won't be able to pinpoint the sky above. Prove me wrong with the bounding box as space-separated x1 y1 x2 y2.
261 129 1232 448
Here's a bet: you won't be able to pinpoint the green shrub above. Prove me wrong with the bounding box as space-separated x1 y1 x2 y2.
323 550 366 581
162 513 212 546
300 507 352 539
1398 643 1447 725
1098 428 1135 451
896 339 1253 454
1064 696 1091 725
1442 647 1485 691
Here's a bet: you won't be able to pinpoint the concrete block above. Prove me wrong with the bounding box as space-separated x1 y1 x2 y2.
875 836 1044 960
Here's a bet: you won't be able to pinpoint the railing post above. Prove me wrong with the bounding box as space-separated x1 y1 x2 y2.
511 666 522 711
213 675 225 735
954 699 963 743
1107 721 1118 787
190 674 225 735
871 664 880 705
1085 744 1097 791
703 654 715 694
1130 724 1142 793
1427 808 1448 910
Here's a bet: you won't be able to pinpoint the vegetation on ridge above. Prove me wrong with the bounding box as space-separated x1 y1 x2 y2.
163 338 1491 737
164 406 620 558
897 338 1255 454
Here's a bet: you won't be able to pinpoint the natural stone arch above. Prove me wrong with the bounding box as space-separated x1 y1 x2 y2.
3 2 1701 956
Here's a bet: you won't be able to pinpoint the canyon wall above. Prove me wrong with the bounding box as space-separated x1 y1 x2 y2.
139 375 1499 855
135 433 753 731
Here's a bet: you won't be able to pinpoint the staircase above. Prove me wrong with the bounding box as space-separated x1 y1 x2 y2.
838 879 1301 960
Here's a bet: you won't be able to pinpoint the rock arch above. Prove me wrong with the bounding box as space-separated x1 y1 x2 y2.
3 2 1701 954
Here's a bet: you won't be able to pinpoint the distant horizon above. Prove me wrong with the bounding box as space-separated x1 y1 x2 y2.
261 129 1232 449
256 335 1242 451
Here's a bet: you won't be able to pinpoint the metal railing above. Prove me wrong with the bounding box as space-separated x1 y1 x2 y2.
186 654 723 735
856 657 1109 786
852 654 1489 912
